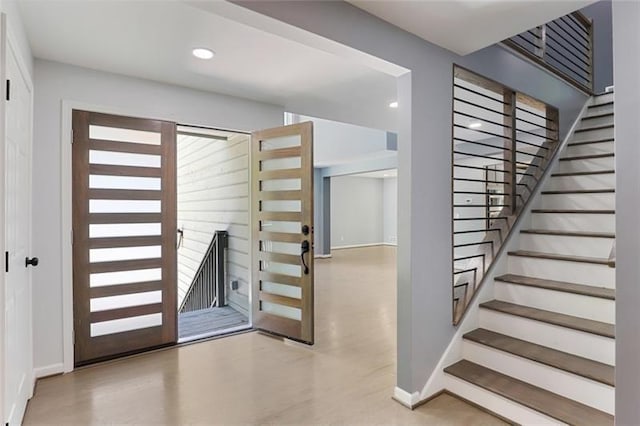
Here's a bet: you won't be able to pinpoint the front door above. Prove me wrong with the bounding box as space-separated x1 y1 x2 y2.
4 30 34 424
251 122 315 344
72 110 177 365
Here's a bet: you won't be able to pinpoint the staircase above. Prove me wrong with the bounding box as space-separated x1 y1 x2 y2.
443 92 616 425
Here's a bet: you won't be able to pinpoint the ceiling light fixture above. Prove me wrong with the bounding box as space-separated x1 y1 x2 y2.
389 101 398 108
192 48 215 60
468 122 482 129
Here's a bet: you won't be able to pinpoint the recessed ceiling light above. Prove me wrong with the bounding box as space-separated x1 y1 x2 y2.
468 122 482 129
389 101 398 108
192 48 215 60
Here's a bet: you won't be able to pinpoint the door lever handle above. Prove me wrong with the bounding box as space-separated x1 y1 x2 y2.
300 240 310 275
25 257 39 268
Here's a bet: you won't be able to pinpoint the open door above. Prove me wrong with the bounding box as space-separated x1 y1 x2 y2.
251 122 314 344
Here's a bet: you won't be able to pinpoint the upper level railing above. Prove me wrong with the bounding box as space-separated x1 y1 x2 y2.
452 66 560 325
179 230 228 313
503 11 593 94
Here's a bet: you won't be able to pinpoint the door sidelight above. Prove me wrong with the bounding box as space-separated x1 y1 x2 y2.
301 240 310 275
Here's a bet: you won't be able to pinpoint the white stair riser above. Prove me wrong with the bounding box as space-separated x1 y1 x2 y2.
545 174 615 191
571 128 614 143
592 93 614 105
537 192 615 210
586 104 614 116
494 281 615 323
507 256 615 288
578 115 614 128
519 233 614 258
443 375 566 425
479 309 615 364
462 342 614 414
563 141 614 157
530 212 615 233
555 157 614 174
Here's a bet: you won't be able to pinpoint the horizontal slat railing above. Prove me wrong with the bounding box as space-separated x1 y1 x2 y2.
503 11 593 94
452 66 560 325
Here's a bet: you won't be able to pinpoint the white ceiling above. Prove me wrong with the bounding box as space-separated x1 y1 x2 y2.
347 0 595 55
351 169 397 179
18 0 397 127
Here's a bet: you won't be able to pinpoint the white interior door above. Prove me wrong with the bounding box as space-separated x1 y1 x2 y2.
4 34 34 425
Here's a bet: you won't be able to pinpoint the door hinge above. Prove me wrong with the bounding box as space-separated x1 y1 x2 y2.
5 251 8 273
70 128 74 144
5 80 10 101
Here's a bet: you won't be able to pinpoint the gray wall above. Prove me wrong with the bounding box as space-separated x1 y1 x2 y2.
383 177 397 245
582 1 613 92
31 59 283 371
613 1 640 423
236 0 589 395
330 176 384 248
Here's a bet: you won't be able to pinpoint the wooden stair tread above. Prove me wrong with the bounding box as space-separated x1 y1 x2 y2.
531 209 614 214
444 360 614 425
495 273 615 300
552 170 615 177
508 250 609 265
567 138 614 147
582 112 614 120
575 124 614 133
542 189 615 194
464 328 614 386
559 153 614 161
588 101 614 108
480 300 615 338
521 229 615 238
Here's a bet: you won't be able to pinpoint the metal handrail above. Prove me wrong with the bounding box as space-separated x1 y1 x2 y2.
179 230 228 313
503 11 594 94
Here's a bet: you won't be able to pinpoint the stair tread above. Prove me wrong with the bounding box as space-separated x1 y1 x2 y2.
495 273 615 300
575 124 614 133
531 209 614 214
480 300 615 338
464 328 615 386
521 229 615 238
588 101 614 108
542 189 615 194
582 112 614 120
559 153 614 161
567 138 614 147
444 360 614 425
508 250 610 265
552 169 615 177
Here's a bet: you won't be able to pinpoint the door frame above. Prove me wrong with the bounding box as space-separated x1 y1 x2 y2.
60 102 258 372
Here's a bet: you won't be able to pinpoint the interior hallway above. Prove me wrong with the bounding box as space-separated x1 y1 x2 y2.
24 247 506 425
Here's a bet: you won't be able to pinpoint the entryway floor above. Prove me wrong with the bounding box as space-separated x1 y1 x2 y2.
178 306 249 340
24 247 507 425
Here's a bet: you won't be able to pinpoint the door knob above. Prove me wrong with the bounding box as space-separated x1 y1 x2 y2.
25 257 39 267
300 240 310 275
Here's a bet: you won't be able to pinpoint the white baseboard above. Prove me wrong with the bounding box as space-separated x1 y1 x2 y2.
34 363 65 379
314 254 332 259
383 242 397 247
392 386 421 409
331 242 385 250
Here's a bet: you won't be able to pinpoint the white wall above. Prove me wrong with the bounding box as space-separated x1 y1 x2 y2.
331 176 383 248
32 59 283 372
2 0 33 79
176 132 250 316
383 177 397 245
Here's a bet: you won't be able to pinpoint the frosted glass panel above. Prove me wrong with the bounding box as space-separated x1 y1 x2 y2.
262 241 299 256
262 179 301 191
90 150 161 168
90 125 161 145
262 281 301 299
261 135 300 150
261 221 300 234
90 246 162 263
90 175 161 190
90 268 162 287
261 200 301 213
90 291 162 312
90 200 161 213
91 313 162 337
261 301 301 321
90 223 161 238
261 157 301 171
261 261 301 277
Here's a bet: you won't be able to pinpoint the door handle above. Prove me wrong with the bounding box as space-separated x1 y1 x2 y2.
300 240 310 275
25 257 39 268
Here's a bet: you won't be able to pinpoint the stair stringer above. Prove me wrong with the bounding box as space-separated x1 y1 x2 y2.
414 98 593 407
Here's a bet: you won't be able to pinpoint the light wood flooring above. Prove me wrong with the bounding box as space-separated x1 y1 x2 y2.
178 306 249 340
24 246 507 425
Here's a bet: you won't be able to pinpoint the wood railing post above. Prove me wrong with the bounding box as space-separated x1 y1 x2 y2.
503 90 517 214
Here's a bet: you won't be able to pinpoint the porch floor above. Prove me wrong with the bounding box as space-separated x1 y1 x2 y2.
178 306 249 340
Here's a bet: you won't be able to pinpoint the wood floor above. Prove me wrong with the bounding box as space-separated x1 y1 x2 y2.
178 306 249 340
24 246 507 425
